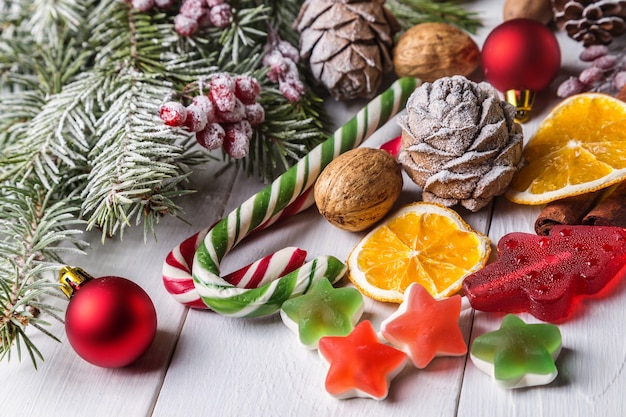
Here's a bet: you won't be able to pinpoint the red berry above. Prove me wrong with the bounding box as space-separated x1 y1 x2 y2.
192 94 216 122
210 73 235 92
196 123 225 150
223 120 252 159
234 75 261 105
276 40 300 62
263 51 288 83
174 14 199 36
217 99 245 123
580 45 609 62
579 67 604 85
209 3 232 28
614 71 626 89
154 0 174 7
131 0 155 11
210 89 236 114
556 77 587 98
245 103 265 126
184 105 208 132
593 55 617 70
279 79 305 103
160 101 187 126
209 74 237 111
180 0 207 20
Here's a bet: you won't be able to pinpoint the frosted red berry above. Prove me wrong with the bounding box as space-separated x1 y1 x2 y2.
216 99 245 123
209 3 232 28
223 121 252 159
184 105 208 132
276 40 300 62
192 95 216 122
160 101 187 126
131 0 155 11
154 0 174 7
174 14 199 36
210 79 236 113
580 45 609 61
196 123 226 150
180 0 206 20
245 103 265 126
234 75 261 105
579 66 604 84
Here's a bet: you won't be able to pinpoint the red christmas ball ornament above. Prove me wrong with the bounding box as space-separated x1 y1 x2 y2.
60 266 157 368
481 18 561 122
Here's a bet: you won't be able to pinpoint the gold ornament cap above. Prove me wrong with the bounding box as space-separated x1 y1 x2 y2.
505 89 535 123
59 266 94 298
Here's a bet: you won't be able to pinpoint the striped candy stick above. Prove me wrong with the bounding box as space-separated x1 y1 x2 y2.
162 187 315 308
166 77 420 316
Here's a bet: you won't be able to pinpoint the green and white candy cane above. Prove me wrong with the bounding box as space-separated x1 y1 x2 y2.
192 77 419 317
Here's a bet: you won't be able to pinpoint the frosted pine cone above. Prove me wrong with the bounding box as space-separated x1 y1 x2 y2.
553 0 626 45
397 76 524 212
294 0 398 101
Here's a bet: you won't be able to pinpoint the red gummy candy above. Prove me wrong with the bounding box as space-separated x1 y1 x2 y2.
462 225 626 322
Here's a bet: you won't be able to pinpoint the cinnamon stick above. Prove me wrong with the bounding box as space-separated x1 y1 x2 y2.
534 191 603 236
582 181 626 227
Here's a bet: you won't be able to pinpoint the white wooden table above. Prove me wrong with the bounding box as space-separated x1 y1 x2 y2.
3 2 626 416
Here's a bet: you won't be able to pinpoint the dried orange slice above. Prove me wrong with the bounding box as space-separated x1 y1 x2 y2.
506 93 626 205
346 202 491 303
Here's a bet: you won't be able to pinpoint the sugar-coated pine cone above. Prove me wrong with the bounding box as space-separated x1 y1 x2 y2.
553 0 626 45
294 0 398 101
397 76 524 212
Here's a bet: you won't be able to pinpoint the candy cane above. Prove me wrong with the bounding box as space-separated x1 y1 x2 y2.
163 77 419 316
163 188 315 308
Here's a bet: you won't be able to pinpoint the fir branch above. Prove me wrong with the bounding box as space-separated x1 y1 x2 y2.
217 4 271 65
386 0 482 34
0 71 101 188
26 0 88 44
81 70 196 240
0 183 86 369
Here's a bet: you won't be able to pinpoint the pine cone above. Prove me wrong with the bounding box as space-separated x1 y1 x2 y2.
553 0 626 45
397 76 524 212
294 0 399 101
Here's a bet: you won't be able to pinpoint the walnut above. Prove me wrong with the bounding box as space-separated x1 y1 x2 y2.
393 22 480 82
314 148 403 231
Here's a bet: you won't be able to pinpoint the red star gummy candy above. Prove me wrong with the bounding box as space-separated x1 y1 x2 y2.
318 321 407 400
462 225 626 322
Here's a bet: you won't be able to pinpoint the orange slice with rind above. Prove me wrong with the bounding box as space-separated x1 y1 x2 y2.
506 93 626 205
346 202 491 303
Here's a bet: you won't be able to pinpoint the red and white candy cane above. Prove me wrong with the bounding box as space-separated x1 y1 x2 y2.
162 78 419 316
163 189 315 308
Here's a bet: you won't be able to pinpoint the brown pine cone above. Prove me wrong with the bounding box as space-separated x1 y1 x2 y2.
553 0 626 45
397 76 524 212
294 0 399 101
